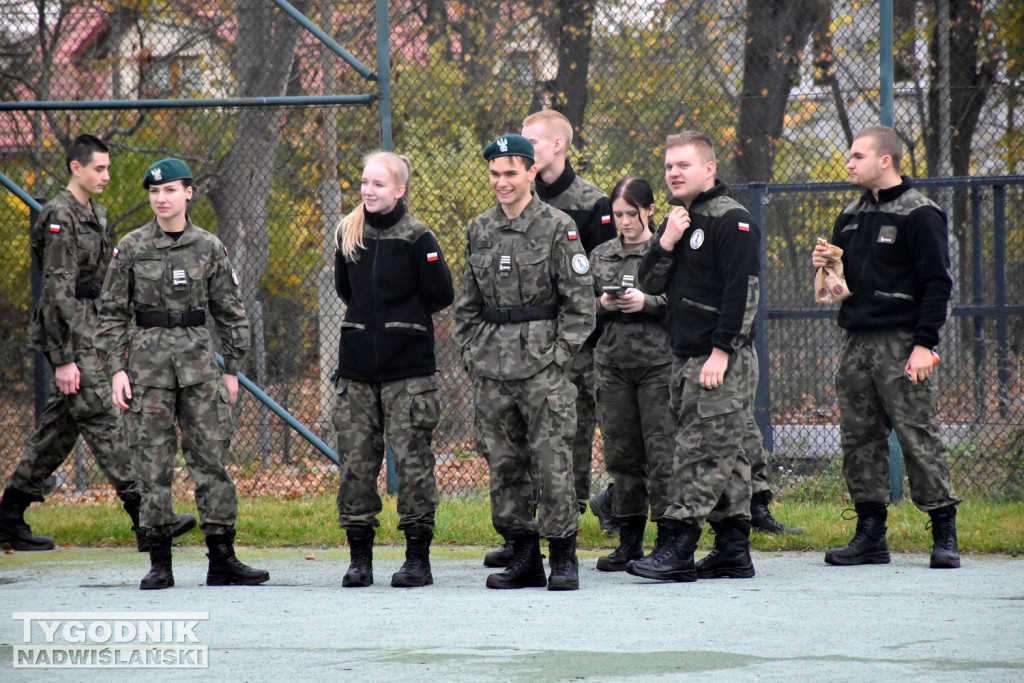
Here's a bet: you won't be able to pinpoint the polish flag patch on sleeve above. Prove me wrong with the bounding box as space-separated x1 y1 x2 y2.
112 247 119 258
426 252 439 262
567 229 579 241
601 215 611 224
738 222 750 232
49 223 62 233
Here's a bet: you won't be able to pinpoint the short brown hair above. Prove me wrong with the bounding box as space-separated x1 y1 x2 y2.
855 126 902 172
522 110 573 148
665 131 716 163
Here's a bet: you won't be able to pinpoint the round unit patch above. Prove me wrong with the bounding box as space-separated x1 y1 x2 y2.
571 253 590 275
689 229 705 250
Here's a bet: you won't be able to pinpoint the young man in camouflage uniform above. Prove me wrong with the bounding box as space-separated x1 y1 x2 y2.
628 131 761 583
0 135 194 552
97 158 268 590
454 134 595 591
812 125 960 569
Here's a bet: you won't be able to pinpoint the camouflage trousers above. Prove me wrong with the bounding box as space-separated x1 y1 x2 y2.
333 376 440 531
122 379 238 536
568 345 598 509
662 347 755 527
8 349 136 502
473 363 579 540
836 329 960 511
595 361 674 522
742 351 771 497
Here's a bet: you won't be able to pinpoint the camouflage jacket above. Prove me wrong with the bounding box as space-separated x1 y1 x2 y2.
28 189 112 364
534 162 615 256
96 219 250 388
590 235 670 369
453 194 596 381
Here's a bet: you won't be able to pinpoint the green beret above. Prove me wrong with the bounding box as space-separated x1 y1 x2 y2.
483 134 534 162
143 158 192 189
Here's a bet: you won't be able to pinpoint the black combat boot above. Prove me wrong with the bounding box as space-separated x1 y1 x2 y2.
696 518 756 579
483 537 514 568
547 535 580 591
750 490 805 535
653 520 671 555
139 536 174 590
928 505 961 569
122 496 197 552
343 526 374 587
205 529 270 586
0 487 54 551
486 533 547 589
626 519 700 582
588 484 622 534
392 528 434 587
596 516 647 572
824 502 891 566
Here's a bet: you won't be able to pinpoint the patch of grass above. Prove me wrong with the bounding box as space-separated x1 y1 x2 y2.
13 494 1024 555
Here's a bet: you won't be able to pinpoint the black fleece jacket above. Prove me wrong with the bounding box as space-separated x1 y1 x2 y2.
334 202 454 382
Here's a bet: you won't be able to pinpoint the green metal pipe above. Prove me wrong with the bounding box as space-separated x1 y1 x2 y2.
879 0 895 127
375 0 393 151
0 94 374 112
270 0 377 81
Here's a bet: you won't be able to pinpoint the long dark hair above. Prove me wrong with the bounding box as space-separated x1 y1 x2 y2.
609 176 655 233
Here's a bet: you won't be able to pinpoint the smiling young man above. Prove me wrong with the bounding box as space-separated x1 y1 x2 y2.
0 135 196 552
629 131 762 582
97 158 267 590
521 111 615 532
454 134 595 591
812 125 960 569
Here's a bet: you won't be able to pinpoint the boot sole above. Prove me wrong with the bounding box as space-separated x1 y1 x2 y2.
0 538 55 552
930 557 961 569
696 564 756 579
140 578 174 590
207 573 270 586
342 575 373 587
824 551 891 566
626 564 697 582
391 575 434 588
485 573 547 589
547 579 579 591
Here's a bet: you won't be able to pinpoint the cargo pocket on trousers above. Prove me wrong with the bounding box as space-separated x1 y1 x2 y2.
332 377 352 431
215 383 234 440
406 376 440 431
696 386 742 419
123 385 146 447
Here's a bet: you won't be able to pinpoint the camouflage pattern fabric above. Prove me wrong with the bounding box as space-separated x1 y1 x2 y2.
96 218 250 536
28 190 111 363
662 346 756 526
591 234 674 521
453 193 594 540
8 190 136 501
453 194 595 379
836 329 960 511
595 362 674 522
122 380 237 534
472 364 579 539
97 219 250 383
567 349 597 508
333 376 440 531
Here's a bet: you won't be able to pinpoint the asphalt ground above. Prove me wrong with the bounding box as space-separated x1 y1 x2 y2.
2 546 1023 682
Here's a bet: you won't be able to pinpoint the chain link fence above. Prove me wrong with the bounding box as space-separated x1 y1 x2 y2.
1 0 1022 505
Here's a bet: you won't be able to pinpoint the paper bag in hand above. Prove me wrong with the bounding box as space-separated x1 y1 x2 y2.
814 238 852 303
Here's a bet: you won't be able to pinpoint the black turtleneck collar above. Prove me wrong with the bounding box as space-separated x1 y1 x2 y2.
535 161 576 200
866 176 912 204
364 201 406 229
667 179 732 209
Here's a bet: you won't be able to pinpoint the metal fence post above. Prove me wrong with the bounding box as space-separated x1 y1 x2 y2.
748 183 772 450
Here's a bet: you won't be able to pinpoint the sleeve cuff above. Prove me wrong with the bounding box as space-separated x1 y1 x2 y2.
48 350 74 366
222 358 241 375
